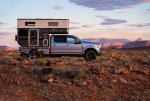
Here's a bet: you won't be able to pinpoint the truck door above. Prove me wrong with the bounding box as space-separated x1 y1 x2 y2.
65 36 82 54
51 35 67 54
28 29 39 46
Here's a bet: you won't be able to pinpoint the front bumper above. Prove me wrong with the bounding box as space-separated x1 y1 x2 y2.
97 50 103 56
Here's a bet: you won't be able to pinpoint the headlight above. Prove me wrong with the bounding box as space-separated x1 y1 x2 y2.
97 44 101 49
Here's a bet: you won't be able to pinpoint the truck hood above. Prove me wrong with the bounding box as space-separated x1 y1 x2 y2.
82 41 100 45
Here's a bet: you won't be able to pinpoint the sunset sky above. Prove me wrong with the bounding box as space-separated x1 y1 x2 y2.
0 0 150 48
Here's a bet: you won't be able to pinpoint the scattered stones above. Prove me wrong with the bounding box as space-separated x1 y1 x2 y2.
113 68 129 74
132 69 149 75
118 77 128 84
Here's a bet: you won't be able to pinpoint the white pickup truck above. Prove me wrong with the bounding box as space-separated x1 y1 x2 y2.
20 34 102 61
16 19 102 61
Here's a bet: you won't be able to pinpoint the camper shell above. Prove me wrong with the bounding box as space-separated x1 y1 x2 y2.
17 19 69 47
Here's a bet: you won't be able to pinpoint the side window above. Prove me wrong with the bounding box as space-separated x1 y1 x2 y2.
43 39 48 46
67 37 77 44
30 30 37 40
54 36 66 43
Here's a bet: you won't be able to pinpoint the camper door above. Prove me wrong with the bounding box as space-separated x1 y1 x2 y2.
28 29 39 46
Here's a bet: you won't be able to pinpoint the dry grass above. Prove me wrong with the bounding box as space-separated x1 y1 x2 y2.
0 49 150 101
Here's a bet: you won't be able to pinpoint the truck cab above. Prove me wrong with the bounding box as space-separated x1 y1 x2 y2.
50 34 102 61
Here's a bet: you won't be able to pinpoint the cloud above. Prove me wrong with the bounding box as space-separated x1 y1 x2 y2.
130 23 150 27
95 15 106 18
147 9 150 11
0 32 14 36
70 21 80 24
69 27 80 30
69 0 150 10
101 18 127 25
0 21 5 26
82 24 94 28
49 5 64 10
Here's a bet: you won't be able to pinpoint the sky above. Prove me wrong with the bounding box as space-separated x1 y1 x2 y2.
0 0 150 48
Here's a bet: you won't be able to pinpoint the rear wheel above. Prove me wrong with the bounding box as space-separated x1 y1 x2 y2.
84 50 96 61
29 51 42 59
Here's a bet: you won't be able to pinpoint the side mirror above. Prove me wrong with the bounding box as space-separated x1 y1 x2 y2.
76 39 81 44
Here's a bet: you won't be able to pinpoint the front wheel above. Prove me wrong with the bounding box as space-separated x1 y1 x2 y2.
84 50 97 61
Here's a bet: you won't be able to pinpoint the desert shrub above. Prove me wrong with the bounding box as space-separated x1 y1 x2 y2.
100 61 112 67
49 67 88 79
88 67 100 75
40 68 53 75
16 56 24 61
0 57 10 65
32 59 45 66
30 68 41 74
137 57 150 65
75 70 87 79
42 74 54 81
116 56 131 64
52 67 73 76
0 52 6 56
10 67 22 74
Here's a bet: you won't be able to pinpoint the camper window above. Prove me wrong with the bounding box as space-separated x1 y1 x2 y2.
25 22 35 26
43 39 48 46
18 30 28 36
48 22 58 26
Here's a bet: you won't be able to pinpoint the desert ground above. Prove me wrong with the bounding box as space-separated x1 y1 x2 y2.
0 48 150 101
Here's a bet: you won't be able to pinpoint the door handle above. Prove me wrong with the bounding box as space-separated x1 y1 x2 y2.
53 44 56 46
66 44 70 46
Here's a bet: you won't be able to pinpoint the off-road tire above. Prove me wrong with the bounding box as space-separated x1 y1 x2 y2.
29 51 43 59
84 50 96 61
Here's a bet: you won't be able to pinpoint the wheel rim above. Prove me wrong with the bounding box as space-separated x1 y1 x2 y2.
87 53 95 60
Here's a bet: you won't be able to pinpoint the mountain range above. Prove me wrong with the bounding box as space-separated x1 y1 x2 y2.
0 38 150 50
0 45 15 51
83 38 150 48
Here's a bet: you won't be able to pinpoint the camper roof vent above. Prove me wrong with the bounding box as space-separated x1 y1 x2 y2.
25 22 35 26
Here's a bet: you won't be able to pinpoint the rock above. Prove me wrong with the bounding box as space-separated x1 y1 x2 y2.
118 77 128 84
81 81 87 86
66 82 72 85
112 79 117 83
100 67 107 74
48 79 53 83
46 61 52 66
77 81 87 86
